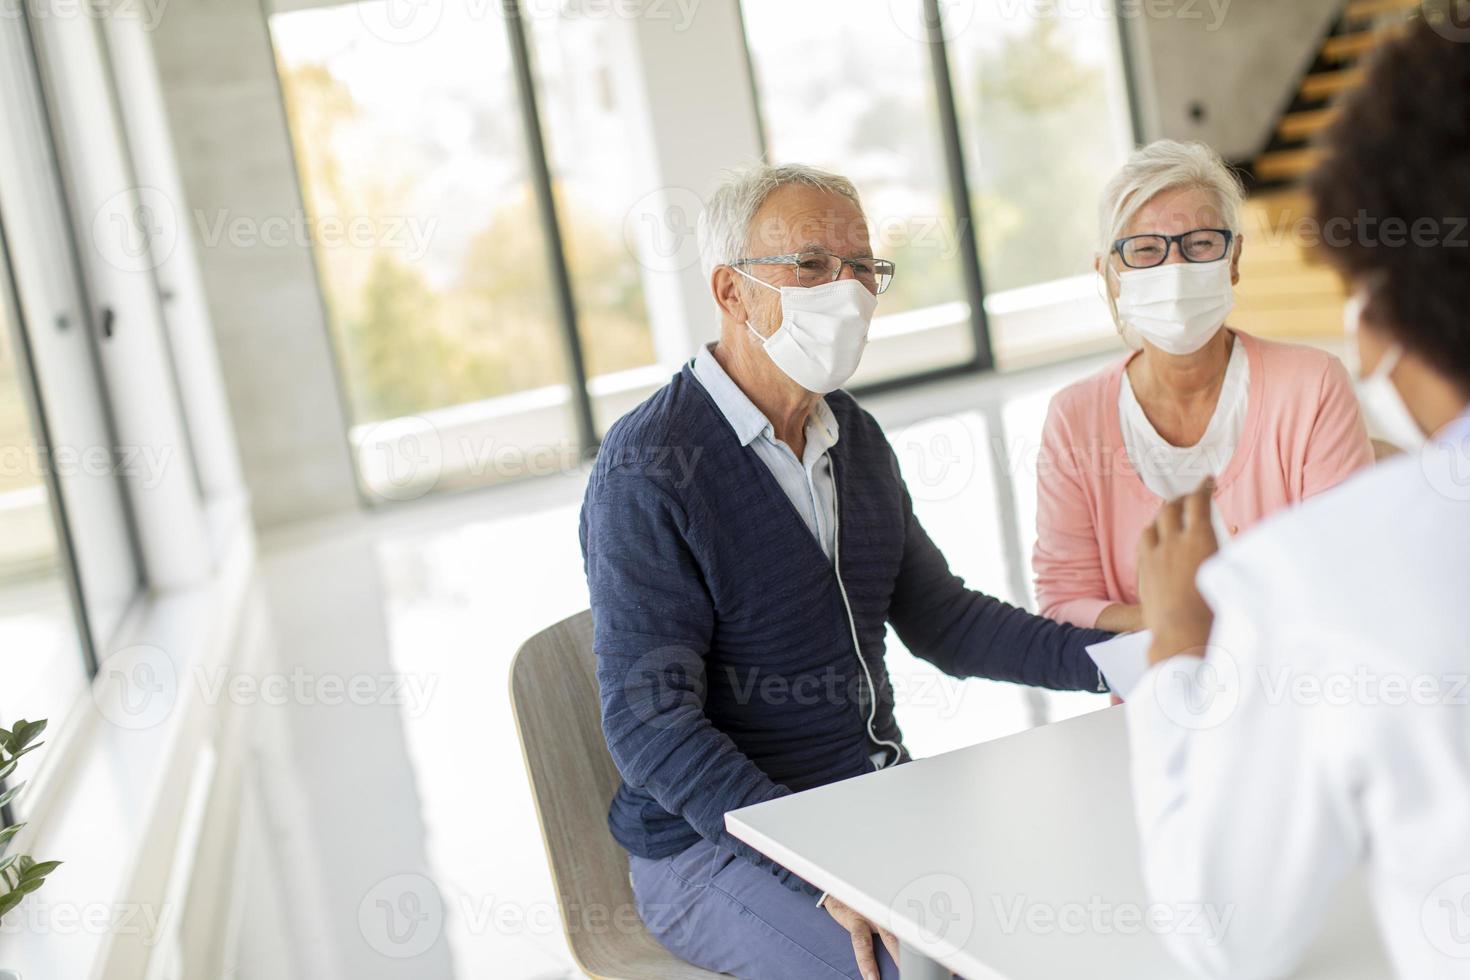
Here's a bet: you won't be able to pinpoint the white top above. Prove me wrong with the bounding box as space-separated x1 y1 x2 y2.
692 343 838 561
1120 339 1248 540
726 707 1389 979
1126 410 1470 980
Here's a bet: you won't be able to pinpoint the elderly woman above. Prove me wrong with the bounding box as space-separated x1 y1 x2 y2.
1033 139 1374 634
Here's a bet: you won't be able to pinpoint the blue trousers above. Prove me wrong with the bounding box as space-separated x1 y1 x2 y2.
629 838 901 980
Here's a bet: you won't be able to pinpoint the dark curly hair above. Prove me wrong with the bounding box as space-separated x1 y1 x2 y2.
1308 11 1470 393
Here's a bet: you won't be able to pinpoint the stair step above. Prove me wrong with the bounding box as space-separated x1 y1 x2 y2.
1255 147 1324 182
1278 107 1339 142
1300 67 1365 101
1321 30 1387 62
1344 0 1420 23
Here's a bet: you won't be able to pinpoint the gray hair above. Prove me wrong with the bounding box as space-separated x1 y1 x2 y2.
1098 140 1245 347
696 162 864 284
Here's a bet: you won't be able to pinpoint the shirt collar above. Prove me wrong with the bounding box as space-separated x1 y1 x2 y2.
692 343 840 450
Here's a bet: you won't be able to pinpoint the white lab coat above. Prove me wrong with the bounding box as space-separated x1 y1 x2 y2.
1125 411 1470 979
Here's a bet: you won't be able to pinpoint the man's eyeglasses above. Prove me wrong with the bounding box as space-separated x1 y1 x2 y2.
732 250 896 294
1112 229 1234 269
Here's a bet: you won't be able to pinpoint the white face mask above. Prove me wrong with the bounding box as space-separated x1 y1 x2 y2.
737 271 877 394
1344 287 1425 450
1115 260 1235 355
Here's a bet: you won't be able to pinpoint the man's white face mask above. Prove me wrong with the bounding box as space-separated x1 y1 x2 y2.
737 269 877 394
1115 260 1235 355
1344 284 1425 450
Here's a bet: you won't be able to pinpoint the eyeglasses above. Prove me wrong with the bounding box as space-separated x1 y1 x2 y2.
732 250 896 294
1112 229 1234 269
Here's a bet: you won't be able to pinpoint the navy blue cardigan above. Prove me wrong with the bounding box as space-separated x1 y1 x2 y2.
580 365 1110 896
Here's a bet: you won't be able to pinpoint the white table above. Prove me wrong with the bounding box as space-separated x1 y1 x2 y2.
726 706 1390 979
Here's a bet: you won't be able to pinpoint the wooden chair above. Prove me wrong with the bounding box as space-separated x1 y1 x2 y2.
509 610 726 980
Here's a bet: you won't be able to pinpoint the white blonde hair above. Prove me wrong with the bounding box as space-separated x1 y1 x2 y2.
696 162 864 287
1098 140 1245 347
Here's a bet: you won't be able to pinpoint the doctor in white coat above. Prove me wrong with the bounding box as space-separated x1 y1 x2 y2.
1124 19 1470 980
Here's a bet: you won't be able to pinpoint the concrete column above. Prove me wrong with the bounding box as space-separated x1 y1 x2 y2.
148 0 360 530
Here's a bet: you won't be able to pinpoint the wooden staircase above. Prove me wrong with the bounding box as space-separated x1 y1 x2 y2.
1232 0 1417 340
1251 0 1417 187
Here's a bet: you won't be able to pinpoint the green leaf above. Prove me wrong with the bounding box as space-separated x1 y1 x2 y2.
19 860 59 880
0 759 16 783
0 782 25 810
5 743 43 765
11 721 45 749
0 854 16 876
0 824 24 848
0 889 24 919
12 877 44 896
17 856 34 874
0 728 14 753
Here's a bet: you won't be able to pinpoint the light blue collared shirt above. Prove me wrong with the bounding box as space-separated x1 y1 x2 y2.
692 343 839 562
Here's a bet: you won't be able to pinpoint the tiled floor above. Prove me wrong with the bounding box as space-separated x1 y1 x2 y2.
258 349 1125 978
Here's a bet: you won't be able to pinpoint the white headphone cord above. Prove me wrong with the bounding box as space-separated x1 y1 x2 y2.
830 460 903 769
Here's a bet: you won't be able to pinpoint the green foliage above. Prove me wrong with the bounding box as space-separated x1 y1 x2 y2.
0 718 61 923
277 59 655 428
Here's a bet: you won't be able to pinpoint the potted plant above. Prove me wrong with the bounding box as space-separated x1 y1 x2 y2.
0 719 61 980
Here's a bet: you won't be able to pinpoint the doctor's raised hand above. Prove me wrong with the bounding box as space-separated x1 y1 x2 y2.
1137 478 1218 666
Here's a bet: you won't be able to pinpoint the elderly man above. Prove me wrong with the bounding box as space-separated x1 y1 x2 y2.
579 163 1110 980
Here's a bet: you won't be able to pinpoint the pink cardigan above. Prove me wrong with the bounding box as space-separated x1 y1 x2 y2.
1034 330 1374 628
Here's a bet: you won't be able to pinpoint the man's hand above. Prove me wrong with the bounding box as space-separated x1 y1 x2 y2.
1137 479 1219 665
821 894 899 980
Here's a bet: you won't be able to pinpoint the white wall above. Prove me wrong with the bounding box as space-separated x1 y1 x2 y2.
1125 0 1342 160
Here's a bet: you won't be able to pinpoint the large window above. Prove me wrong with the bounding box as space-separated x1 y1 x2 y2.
741 0 980 388
270 0 668 499
741 0 1135 378
0 246 85 743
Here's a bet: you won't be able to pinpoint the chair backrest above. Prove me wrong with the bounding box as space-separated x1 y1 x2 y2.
510 611 725 980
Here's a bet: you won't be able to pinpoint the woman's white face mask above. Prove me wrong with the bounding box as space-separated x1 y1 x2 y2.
736 269 877 394
1115 260 1235 355
1344 286 1425 450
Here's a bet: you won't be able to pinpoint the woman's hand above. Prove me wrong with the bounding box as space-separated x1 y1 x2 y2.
1137 479 1219 665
